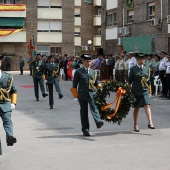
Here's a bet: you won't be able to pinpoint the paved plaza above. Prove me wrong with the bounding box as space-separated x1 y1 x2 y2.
0 71 170 170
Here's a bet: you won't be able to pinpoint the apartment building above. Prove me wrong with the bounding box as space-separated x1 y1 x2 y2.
0 0 102 70
102 0 170 55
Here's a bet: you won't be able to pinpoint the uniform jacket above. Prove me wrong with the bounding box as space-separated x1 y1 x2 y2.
73 67 99 101
128 65 150 96
108 57 115 69
32 60 45 79
45 62 60 83
0 71 17 112
100 59 106 72
19 60 25 67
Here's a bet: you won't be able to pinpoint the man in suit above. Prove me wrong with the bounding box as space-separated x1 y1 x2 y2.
63 54 68 80
72 54 104 136
0 54 18 146
19 56 25 75
108 54 115 80
45 55 63 109
100 55 106 80
32 54 48 101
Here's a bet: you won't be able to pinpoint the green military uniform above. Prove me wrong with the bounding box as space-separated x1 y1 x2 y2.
108 57 115 79
45 62 63 109
73 66 103 134
128 65 151 107
100 59 106 80
32 60 47 100
154 61 160 76
0 71 17 146
145 59 156 94
124 58 129 81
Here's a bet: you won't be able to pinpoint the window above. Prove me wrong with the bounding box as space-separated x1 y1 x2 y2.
37 46 50 56
127 10 134 23
106 13 117 27
37 0 62 8
37 21 62 32
74 27 80 36
147 2 155 20
0 0 15 3
50 47 61 54
74 8 80 17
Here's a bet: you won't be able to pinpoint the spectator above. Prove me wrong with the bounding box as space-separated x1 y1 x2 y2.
19 56 25 75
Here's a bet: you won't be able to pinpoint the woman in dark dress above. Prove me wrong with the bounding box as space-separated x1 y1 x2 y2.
128 54 155 132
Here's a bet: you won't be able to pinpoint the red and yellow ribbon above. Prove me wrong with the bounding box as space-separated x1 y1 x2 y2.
0 29 24 36
101 87 126 120
0 4 26 11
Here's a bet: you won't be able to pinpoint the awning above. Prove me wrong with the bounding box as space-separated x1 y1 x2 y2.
0 29 24 36
0 17 24 27
0 4 26 11
122 35 152 54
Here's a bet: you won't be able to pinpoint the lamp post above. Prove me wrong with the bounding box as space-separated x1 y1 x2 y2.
87 40 92 55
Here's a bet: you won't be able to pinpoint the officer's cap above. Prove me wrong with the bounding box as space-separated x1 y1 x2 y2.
160 51 166 55
136 53 145 59
0 54 4 60
81 54 92 60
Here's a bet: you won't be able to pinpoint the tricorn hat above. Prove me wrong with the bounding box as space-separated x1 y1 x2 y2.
81 54 92 60
0 54 4 60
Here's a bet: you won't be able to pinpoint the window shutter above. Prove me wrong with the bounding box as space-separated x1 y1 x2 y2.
38 0 50 7
50 21 62 31
37 21 49 31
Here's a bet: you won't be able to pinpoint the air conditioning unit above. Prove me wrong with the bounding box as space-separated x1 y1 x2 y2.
151 18 160 26
90 46 95 51
167 15 170 24
118 27 122 34
117 38 122 45
121 27 131 36
81 46 88 51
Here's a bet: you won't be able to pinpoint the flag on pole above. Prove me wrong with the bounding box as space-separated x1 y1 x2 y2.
25 29 36 64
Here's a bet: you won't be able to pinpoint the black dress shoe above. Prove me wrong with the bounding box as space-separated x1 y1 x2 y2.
7 136 17 146
36 98 39 101
83 132 90 137
43 93 48 98
97 121 104 129
50 105 53 109
134 127 140 132
59 94 63 99
148 124 155 129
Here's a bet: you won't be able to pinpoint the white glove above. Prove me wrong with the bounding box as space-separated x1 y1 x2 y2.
74 98 78 102
149 94 152 97
45 80 48 83
11 103 16 110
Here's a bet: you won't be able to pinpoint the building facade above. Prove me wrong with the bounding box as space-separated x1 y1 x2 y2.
0 0 102 70
103 0 170 55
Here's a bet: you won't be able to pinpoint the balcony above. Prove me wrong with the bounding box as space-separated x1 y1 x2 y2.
0 4 26 18
74 37 81 46
0 30 26 42
93 0 101 6
38 8 62 19
37 32 62 43
93 15 101 26
75 0 81 6
74 17 81 26
93 35 101 46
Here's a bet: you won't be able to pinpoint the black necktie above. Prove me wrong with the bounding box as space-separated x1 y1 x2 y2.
140 67 143 71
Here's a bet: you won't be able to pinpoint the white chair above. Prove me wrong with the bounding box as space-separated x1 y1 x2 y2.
154 76 162 95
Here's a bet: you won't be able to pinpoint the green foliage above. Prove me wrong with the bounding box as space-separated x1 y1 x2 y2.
94 81 135 125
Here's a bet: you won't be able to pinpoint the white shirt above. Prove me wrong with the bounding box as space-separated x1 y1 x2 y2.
165 61 170 74
159 57 168 71
83 66 89 74
128 57 137 69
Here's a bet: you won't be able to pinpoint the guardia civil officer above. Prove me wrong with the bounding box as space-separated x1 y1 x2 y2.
0 54 18 146
32 54 48 101
159 51 168 98
128 54 155 132
115 55 120 82
45 55 63 109
124 53 130 81
72 54 104 136
119 54 125 83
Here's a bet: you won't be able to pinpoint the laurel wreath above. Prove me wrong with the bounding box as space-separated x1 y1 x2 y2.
94 81 135 125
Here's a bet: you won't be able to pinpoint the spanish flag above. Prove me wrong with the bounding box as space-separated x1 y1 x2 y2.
0 29 24 36
0 4 26 11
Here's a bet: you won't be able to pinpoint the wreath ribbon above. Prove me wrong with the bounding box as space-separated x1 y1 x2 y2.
101 87 126 120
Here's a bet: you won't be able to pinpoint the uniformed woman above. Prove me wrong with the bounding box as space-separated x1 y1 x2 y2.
128 54 155 132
